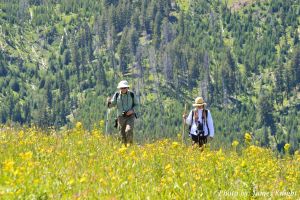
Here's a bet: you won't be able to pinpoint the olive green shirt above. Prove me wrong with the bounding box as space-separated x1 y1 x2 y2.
110 91 138 116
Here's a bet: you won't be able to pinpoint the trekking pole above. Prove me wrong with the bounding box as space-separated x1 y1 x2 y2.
105 95 112 135
182 103 187 144
105 107 110 135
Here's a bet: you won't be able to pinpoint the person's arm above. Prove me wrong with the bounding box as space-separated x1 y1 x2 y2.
185 110 193 126
207 110 214 138
107 92 118 108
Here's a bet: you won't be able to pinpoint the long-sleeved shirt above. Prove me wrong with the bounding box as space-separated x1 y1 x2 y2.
185 109 214 137
109 91 139 116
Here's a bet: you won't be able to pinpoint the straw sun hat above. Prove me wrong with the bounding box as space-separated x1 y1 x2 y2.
192 97 207 107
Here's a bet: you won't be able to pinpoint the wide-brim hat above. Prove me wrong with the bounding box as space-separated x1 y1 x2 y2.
192 97 207 107
117 80 130 89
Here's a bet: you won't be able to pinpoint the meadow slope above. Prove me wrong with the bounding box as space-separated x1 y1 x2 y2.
0 124 299 199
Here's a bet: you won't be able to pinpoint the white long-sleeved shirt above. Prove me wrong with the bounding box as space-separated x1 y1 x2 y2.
185 109 214 137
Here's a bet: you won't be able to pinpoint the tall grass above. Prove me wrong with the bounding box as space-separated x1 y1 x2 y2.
0 124 299 199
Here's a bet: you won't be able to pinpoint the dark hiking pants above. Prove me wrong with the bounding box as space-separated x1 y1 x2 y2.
118 114 135 145
191 134 207 147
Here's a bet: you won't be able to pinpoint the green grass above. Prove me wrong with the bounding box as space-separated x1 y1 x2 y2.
176 0 190 12
222 0 238 6
0 127 299 199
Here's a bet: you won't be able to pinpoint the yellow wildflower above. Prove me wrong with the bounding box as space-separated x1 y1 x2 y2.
232 140 239 147
172 142 179 148
180 172 184 178
165 164 172 171
99 120 105 130
128 175 134 181
67 178 74 185
244 133 252 142
3 160 15 172
142 152 147 159
18 130 24 138
13 169 19 176
241 160 246 167
118 146 127 154
284 143 290 153
167 177 173 183
79 176 87 183
19 151 33 160
75 122 83 130
34 179 40 184
129 150 135 157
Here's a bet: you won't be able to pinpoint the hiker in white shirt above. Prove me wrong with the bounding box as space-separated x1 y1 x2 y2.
184 97 214 147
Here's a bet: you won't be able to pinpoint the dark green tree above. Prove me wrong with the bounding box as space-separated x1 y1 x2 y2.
257 88 275 134
118 27 131 75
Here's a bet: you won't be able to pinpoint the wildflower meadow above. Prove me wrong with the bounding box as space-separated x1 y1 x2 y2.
0 123 299 199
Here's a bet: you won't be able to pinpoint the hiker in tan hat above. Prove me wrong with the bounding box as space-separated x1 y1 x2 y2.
107 80 138 146
183 97 214 147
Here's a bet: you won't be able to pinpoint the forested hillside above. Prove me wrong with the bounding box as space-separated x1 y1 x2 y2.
0 0 299 152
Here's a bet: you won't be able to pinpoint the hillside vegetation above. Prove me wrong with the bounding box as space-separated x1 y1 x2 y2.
0 0 299 152
0 126 299 199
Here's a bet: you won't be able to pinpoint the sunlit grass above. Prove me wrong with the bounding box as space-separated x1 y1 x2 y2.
222 0 239 6
176 0 190 12
0 125 299 199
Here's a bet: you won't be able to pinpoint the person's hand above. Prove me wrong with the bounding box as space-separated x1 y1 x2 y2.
182 113 187 119
126 110 134 116
107 97 111 103
107 97 112 107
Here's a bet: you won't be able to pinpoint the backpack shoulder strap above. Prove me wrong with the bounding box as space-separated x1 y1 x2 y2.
203 109 210 136
191 110 194 122
129 91 135 107
129 91 134 99
115 92 119 100
202 109 207 119
116 91 134 101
